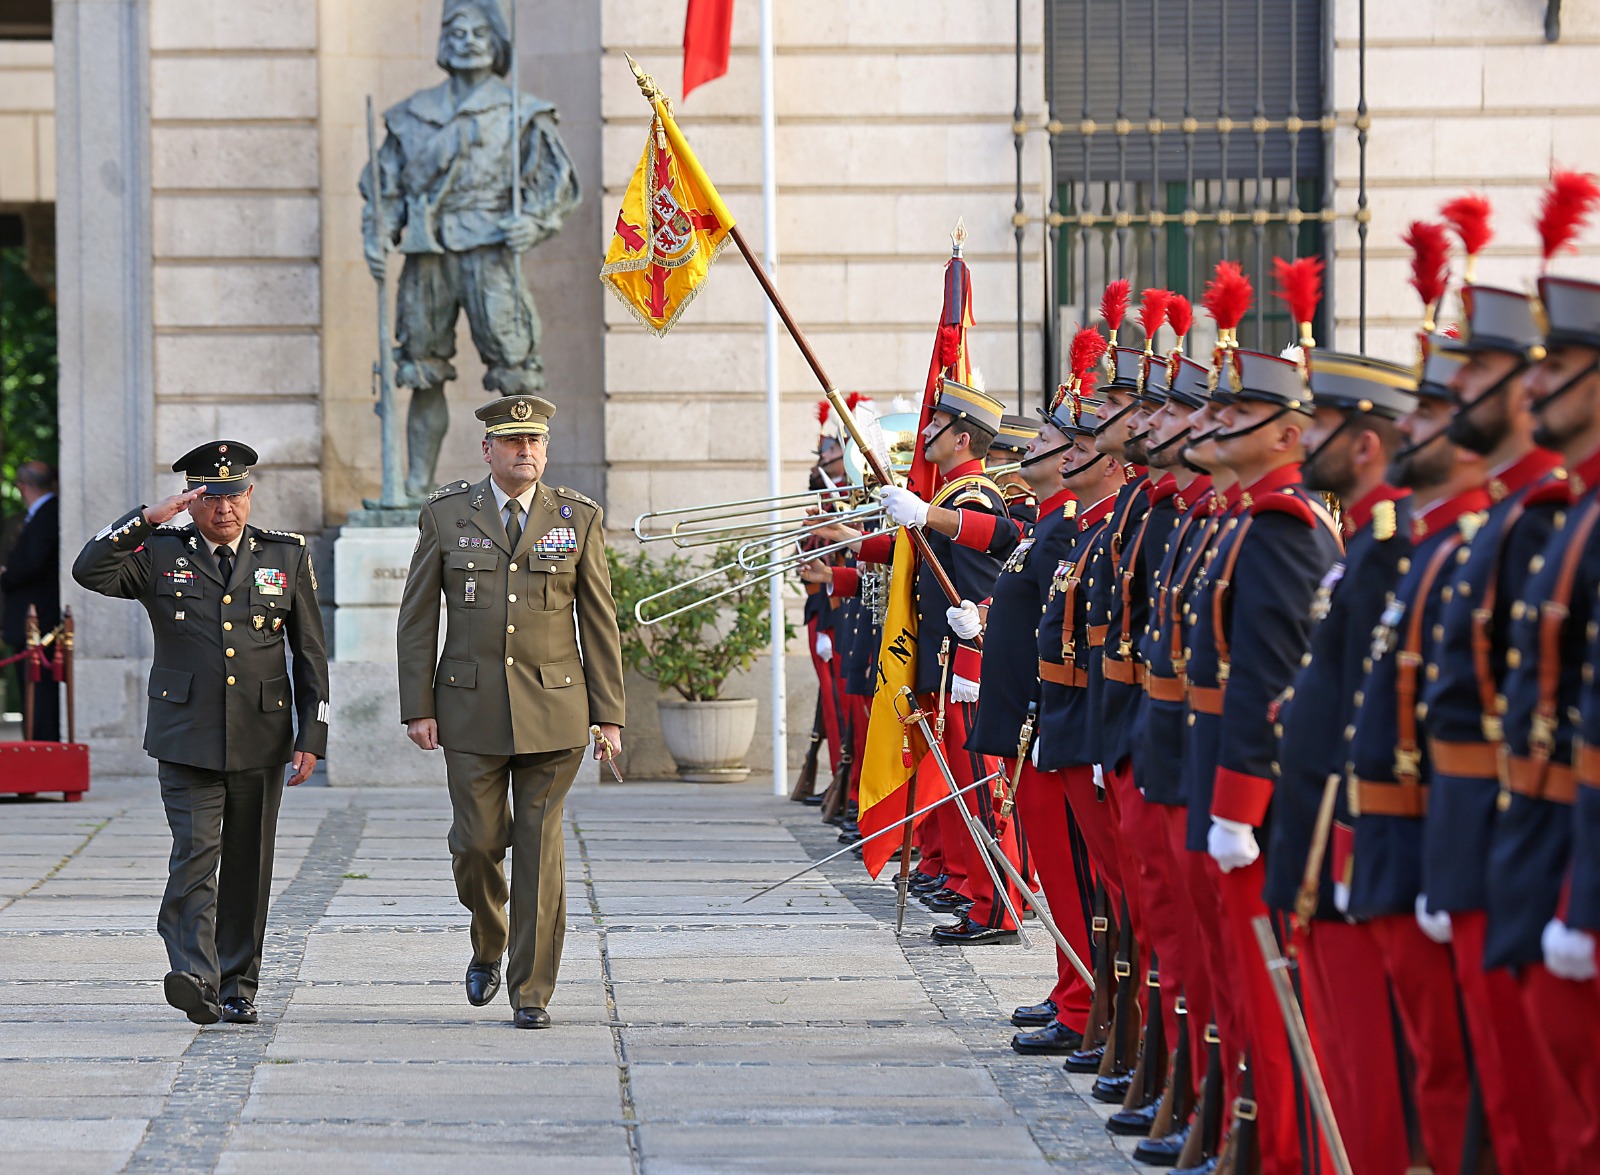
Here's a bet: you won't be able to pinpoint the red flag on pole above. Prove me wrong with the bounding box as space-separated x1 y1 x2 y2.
906 224 975 502
683 0 735 97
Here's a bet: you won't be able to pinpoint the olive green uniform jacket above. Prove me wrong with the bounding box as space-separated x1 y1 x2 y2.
72 509 330 771
397 476 626 753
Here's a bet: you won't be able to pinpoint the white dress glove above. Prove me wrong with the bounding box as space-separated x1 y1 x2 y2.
880 485 930 529
1543 918 1598 981
1333 881 1352 915
947 601 983 640
950 674 980 704
1030 734 1041 767
1414 894 1454 945
814 632 833 662
1092 763 1105 790
1207 817 1261 873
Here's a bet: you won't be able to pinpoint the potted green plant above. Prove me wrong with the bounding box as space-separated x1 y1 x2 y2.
608 544 791 781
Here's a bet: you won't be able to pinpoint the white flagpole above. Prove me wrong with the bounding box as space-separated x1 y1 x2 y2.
760 0 787 796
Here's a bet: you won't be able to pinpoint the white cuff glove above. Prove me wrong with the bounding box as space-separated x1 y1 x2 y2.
1414 894 1454 945
1207 817 1260 873
950 674 980 704
880 485 930 529
947 601 983 640
1542 918 1598 981
1092 763 1105 790
1333 881 1351 914
1030 734 1041 767
814 632 833 662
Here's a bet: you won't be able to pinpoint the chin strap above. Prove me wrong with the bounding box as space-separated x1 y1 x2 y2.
1212 404 1299 444
1147 425 1194 458
1020 441 1072 469
1301 412 1356 471
1531 357 1600 415
1093 398 1140 436
1390 419 1450 465
1060 451 1108 480
1449 359 1526 413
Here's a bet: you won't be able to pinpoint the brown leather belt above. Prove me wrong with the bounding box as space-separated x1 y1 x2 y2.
1579 744 1600 791
1187 683 1226 715
1039 659 1088 688
1354 779 1429 818
1428 738 1500 779
1506 755 1577 805
1087 624 1109 648
1103 657 1145 686
1144 673 1186 703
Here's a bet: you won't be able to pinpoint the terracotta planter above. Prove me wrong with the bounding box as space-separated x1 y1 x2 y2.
656 698 758 782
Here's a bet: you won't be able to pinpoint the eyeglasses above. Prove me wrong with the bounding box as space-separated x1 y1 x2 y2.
199 492 247 507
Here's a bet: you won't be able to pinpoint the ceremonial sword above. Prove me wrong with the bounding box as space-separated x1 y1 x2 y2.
590 725 625 784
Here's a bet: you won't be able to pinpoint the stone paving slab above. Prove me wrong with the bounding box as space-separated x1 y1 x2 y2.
0 778 1137 1174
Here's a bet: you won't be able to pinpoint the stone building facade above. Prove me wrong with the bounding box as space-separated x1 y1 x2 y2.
10 0 1600 776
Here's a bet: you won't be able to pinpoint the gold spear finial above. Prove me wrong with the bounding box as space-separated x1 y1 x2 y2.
624 52 668 109
951 217 967 258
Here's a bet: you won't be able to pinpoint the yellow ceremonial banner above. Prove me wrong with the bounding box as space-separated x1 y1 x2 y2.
601 101 735 336
856 530 925 878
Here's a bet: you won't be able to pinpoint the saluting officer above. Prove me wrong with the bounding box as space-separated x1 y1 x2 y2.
397 395 625 1030
73 442 328 1026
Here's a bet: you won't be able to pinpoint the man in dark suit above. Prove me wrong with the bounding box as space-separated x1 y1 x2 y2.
1 462 60 740
74 442 328 1027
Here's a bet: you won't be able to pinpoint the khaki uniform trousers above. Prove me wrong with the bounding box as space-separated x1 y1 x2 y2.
444 745 583 1010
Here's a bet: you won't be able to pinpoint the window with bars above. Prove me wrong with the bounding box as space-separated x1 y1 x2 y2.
1038 0 1349 384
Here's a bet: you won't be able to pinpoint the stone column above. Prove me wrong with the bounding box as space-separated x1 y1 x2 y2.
54 0 156 774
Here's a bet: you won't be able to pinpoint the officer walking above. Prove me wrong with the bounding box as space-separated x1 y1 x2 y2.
73 442 328 1026
397 395 626 1029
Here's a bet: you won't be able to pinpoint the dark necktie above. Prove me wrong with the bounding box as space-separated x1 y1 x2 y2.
215 544 233 585
506 499 523 550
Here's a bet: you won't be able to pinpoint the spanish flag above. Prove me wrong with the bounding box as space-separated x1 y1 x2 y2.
855 244 976 878
601 92 734 336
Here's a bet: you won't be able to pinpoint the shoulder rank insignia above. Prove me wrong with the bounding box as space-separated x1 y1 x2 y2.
1457 509 1487 544
430 481 471 502
1063 500 1078 520
259 529 306 546
1372 498 1397 542
556 486 597 508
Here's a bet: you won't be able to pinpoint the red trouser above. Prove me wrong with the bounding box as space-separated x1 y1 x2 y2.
1060 764 1125 910
1178 835 1245 1090
1106 760 1184 1051
1012 761 1094 1032
1452 909 1583 1175
1300 920 1410 1175
915 696 1020 930
847 695 869 804
806 618 845 773
1159 805 1215 1089
1215 860 1302 1175
1520 960 1600 1173
1367 914 1470 1175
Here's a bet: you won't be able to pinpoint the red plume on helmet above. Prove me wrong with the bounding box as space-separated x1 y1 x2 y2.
1202 260 1253 351
1537 169 1600 271
1166 295 1193 350
1068 326 1109 398
1440 194 1492 283
1402 220 1451 333
1100 279 1130 349
1139 288 1172 355
1271 256 1323 350
815 399 831 427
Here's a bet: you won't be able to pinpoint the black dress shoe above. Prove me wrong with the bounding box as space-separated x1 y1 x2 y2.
1011 1020 1085 1055
836 826 862 845
931 919 1020 946
909 871 946 893
923 890 972 913
1134 1123 1191 1167
1091 1071 1135 1103
220 996 258 1025
1011 998 1058 1027
800 793 824 806
163 971 222 1026
1063 1042 1105 1073
1107 1094 1161 1136
465 961 502 1007
514 1006 551 1029
1171 1156 1217 1175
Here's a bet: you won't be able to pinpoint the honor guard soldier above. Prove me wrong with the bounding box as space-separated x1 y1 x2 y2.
1192 327 1342 1175
1419 258 1578 1168
1262 349 1418 1174
952 401 1092 1047
397 395 626 1029
1486 245 1600 1167
813 378 1024 942
989 414 1041 526
73 442 329 1026
1340 353 1488 1174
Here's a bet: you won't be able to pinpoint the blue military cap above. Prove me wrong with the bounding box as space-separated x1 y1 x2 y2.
1166 355 1211 410
1537 274 1600 352
1218 348 1312 413
1415 333 1468 401
1441 285 1542 359
1306 350 1419 419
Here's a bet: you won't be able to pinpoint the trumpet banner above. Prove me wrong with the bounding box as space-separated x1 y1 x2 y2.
601 101 734 336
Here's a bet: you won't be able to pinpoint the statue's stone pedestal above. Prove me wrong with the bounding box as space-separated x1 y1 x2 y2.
325 513 596 787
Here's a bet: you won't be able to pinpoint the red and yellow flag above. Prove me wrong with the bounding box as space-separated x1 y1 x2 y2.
855 244 977 878
601 95 734 336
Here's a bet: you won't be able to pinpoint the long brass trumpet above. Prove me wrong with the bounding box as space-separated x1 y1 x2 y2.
633 485 855 546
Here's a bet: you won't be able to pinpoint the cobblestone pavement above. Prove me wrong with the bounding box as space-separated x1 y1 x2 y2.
0 777 1141 1174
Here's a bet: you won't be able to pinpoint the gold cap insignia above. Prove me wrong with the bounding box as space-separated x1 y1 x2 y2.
511 400 534 422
